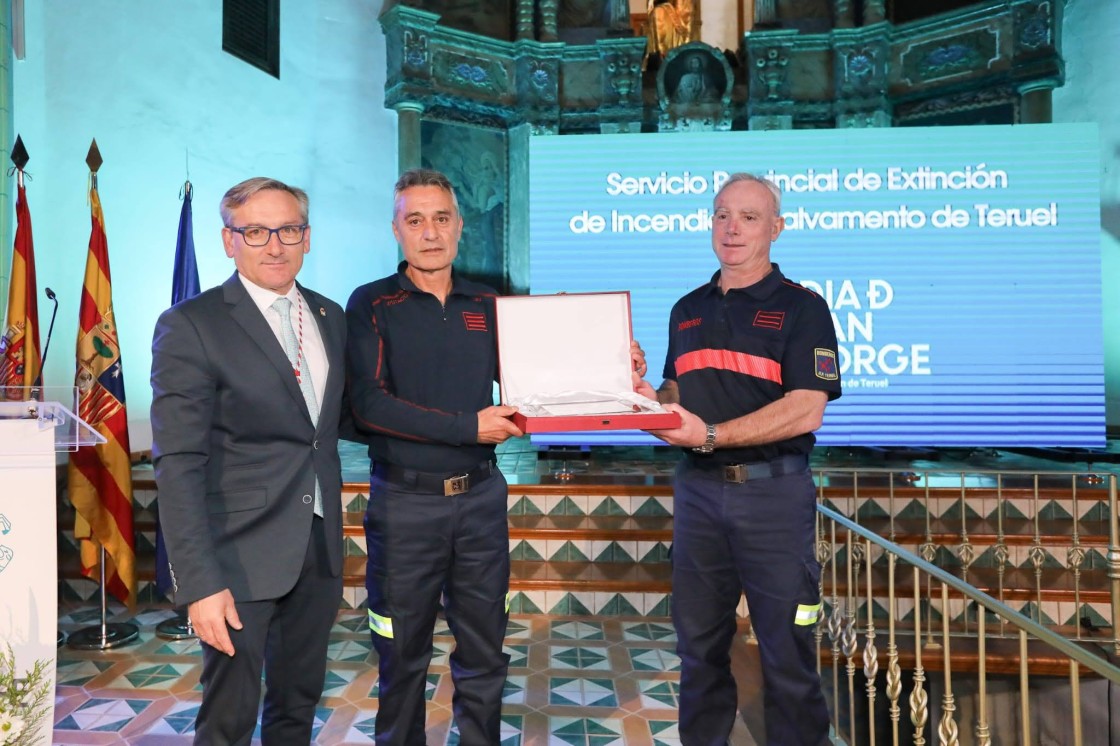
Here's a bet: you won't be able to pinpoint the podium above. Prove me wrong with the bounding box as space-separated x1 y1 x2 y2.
0 387 105 746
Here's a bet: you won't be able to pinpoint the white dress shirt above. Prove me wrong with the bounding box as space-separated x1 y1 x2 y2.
238 274 329 408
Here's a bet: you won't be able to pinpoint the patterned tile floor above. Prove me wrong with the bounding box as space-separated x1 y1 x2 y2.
54 605 770 745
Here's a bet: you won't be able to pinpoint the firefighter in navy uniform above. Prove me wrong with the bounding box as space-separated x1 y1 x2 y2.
638 172 841 745
345 169 523 746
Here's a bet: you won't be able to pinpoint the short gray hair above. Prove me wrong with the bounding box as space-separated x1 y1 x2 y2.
714 173 782 215
220 177 309 226
393 168 460 218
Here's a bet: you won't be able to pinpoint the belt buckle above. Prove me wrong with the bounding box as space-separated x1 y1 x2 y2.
723 464 746 484
444 474 469 496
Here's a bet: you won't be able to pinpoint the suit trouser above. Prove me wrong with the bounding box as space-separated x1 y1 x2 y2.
194 516 342 746
671 461 829 746
365 468 511 746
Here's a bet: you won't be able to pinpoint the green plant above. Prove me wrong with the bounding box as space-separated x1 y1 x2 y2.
0 645 51 746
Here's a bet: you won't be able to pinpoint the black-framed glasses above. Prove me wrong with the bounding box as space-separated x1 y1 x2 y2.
227 224 308 246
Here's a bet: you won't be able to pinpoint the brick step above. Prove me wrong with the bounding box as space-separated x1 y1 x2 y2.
839 517 1114 547
815 628 1117 678
339 514 674 548
825 564 1114 604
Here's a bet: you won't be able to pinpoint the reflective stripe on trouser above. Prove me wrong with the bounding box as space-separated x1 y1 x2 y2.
795 603 822 626
671 460 830 746
365 468 511 746
370 596 508 637
369 609 393 638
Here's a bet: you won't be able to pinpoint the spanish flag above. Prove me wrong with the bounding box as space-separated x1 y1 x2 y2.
0 177 42 394
67 159 137 608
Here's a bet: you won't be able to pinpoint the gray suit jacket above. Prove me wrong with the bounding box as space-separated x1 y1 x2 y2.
150 273 345 607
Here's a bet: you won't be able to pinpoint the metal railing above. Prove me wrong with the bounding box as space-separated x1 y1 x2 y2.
812 470 1120 745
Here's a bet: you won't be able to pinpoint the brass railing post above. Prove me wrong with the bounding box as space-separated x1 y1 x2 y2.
1109 474 1120 657
938 582 960 745
975 608 990 746
910 565 929 746
863 537 878 745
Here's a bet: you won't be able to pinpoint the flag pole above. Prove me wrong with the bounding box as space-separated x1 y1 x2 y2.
67 139 139 651
156 174 198 641
67 546 139 649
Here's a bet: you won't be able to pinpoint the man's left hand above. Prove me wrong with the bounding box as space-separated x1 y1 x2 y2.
630 340 647 378
645 403 708 448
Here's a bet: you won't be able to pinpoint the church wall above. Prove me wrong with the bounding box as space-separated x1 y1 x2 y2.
1052 0 1120 430
10 0 397 449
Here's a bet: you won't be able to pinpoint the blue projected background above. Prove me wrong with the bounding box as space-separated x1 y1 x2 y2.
528 124 1104 447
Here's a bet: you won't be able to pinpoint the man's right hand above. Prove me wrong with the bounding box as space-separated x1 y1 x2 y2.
188 589 243 656
477 405 523 443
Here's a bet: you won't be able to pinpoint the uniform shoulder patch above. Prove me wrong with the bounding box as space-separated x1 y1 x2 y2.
814 348 838 380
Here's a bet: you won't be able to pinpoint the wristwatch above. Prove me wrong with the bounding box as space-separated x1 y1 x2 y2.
692 423 717 454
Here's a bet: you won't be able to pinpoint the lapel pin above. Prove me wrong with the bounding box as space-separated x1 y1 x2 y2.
319 307 326 316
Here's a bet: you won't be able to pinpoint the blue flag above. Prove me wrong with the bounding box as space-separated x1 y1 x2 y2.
171 182 200 305
156 181 200 598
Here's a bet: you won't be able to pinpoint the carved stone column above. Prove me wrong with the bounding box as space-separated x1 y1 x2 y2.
539 0 558 42
834 0 855 29
1018 80 1055 124
864 0 886 25
394 102 425 174
516 0 534 40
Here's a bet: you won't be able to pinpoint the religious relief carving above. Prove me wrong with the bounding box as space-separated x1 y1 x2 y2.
605 52 641 105
403 31 430 70
1015 2 1052 51
836 44 886 99
900 30 997 85
657 43 732 132
515 53 560 128
435 52 509 95
755 47 790 100
526 59 558 102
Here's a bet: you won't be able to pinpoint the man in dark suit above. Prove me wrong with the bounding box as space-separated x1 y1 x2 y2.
151 177 345 744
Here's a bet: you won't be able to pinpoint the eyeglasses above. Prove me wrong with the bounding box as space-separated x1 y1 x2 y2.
226 224 308 246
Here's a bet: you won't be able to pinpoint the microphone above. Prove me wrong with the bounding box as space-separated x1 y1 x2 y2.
34 287 59 388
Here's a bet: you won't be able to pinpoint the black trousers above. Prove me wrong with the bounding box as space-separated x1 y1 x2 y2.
672 461 830 746
365 469 511 746
194 516 342 745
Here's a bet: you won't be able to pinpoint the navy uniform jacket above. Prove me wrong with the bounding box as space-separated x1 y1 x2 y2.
346 263 498 473
663 263 842 463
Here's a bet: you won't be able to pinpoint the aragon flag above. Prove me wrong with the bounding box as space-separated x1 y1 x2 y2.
0 176 42 395
67 162 137 608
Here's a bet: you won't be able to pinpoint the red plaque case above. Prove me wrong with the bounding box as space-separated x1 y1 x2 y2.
495 292 681 433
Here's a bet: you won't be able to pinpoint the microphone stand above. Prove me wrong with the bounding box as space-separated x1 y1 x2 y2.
28 287 57 403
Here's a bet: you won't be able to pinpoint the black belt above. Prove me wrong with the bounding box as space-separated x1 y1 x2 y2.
685 453 808 484
372 460 496 496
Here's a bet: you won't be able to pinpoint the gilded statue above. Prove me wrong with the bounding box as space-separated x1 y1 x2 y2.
643 0 696 65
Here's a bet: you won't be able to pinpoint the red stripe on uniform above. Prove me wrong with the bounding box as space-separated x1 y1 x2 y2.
675 348 782 385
